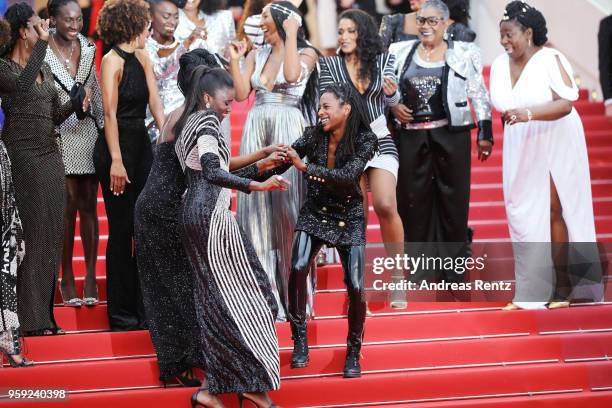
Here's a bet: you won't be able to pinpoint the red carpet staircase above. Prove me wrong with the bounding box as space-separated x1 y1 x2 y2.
1 78 612 407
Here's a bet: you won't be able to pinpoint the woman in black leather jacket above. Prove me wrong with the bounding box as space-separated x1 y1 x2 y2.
283 83 377 379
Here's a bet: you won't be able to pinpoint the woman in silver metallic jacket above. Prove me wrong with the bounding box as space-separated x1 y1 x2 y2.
388 0 493 281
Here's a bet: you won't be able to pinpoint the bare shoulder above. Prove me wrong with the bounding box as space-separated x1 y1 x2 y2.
134 49 151 67
100 51 124 75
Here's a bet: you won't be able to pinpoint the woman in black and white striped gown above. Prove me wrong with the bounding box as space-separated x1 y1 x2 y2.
319 9 406 306
175 65 286 407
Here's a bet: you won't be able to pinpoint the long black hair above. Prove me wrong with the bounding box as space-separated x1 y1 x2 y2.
0 2 34 57
337 9 384 84
502 1 548 46
268 1 320 124
173 65 233 137
317 82 371 157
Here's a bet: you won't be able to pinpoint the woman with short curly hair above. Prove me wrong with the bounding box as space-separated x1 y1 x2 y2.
319 9 406 307
94 0 165 331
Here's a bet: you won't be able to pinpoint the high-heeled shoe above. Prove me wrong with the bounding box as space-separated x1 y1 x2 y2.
60 287 82 307
0 328 33 368
237 393 278 408
502 302 520 311
191 387 223 408
82 282 99 307
176 368 202 387
548 301 570 309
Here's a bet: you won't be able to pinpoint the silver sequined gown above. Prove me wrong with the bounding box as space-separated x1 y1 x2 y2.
236 45 315 321
144 38 187 142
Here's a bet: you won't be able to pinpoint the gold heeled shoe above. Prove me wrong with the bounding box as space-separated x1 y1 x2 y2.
502 302 520 311
547 301 570 309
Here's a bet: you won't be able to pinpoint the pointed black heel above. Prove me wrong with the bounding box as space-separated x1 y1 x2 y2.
237 392 278 408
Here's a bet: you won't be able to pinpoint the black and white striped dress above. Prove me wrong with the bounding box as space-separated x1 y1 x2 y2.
176 110 280 394
319 53 400 179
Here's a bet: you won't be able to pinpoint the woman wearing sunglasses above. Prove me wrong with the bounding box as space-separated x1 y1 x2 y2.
388 0 492 282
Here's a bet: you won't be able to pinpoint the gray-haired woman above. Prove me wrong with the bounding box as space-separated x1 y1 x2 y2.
389 0 493 280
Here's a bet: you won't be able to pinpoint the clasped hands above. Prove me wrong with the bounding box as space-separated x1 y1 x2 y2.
258 144 306 172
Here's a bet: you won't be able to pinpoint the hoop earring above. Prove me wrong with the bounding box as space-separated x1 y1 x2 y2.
205 103 211 109
23 37 28 51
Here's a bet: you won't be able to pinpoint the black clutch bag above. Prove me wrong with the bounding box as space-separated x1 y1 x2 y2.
69 82 88 120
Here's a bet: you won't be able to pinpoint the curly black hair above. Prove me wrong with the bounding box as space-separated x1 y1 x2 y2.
97 0 150 46
318 82 372 157
268 1 320 124
0 3 34 57
502 1 548 46
443 0 470 25
47 0 79 17
338 9 384 84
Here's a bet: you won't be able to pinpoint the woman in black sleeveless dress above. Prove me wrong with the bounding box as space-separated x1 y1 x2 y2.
95 0 165 331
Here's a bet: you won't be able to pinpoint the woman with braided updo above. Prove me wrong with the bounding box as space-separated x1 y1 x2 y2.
490 1 600 310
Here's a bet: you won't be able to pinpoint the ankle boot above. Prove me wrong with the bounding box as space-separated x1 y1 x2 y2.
343 331 362 378
290 321 309 368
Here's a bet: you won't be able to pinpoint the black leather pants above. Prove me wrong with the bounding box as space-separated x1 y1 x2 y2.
288 231 366 338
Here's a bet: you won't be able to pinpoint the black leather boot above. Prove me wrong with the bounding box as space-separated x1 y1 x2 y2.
343 331 362 378
290 322 309 368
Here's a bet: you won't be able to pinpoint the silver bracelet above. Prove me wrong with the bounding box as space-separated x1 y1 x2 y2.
526 108 533 121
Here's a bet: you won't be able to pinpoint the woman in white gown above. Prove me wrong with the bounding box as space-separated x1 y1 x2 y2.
490 2 601 310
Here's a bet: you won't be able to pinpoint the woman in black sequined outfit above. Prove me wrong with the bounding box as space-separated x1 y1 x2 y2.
133 50 212 387
284 83 377 379
0 4 89 336
175 63 289 408
94 0 165 331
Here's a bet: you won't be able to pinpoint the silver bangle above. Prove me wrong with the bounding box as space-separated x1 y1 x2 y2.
526 109 533 121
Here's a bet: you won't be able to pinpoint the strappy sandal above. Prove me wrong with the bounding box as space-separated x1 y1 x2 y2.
60 287 82 308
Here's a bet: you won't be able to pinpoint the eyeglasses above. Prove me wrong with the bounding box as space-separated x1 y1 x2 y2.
415 16 443 27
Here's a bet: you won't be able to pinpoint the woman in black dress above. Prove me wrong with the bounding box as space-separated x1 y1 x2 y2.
133 50 207 387
175 65 285 408
0 4 88 336
95 0 165 331
284 83 377 379
0 14 29 359
134 47 286 387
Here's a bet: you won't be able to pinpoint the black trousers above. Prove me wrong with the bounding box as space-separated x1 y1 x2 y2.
94 122 152 330
288 231 366 339
396 126 471 284
396 126 471 243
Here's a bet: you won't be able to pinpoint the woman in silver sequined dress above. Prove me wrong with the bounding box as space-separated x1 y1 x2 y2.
144 0 205 142
175 0 235 57
229 1 319 321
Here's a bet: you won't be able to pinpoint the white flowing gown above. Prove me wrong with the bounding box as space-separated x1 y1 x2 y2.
490 48 599 308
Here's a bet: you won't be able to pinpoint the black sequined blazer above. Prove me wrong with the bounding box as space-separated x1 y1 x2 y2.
273 126 378 247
